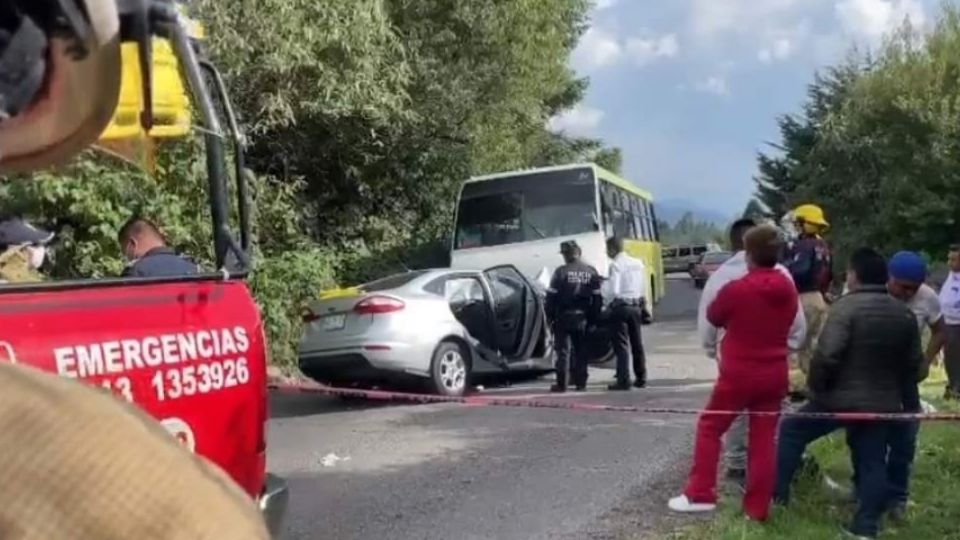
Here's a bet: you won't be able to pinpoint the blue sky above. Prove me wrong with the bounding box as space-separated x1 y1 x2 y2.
548 0 943 216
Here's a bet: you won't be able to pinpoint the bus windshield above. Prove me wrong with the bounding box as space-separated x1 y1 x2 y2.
454 167 598 249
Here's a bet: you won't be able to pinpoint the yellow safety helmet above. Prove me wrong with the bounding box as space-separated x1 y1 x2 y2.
792 204 829 229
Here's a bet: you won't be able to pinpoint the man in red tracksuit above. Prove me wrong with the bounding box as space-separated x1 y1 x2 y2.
668 224 801 521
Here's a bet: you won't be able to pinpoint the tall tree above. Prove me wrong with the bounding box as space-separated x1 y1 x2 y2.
753 58 866 219
0 0 623 366
757 5 960 266
742 199 766 221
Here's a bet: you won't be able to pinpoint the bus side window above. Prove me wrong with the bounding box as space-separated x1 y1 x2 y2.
631 197 649 241
613 187 635 239
644 200 660 241
600 183 616 237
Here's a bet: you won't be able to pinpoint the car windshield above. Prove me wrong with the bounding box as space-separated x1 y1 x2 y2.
361 270 429 291
454 167 598 249
702 252 732 264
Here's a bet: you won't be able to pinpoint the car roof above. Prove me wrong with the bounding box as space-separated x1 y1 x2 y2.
702 251 733 260
360 268 483 290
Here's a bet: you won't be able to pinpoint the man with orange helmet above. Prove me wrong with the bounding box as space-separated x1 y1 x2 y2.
781 203 834 398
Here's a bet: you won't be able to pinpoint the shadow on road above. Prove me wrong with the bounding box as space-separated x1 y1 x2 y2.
270 391 396 419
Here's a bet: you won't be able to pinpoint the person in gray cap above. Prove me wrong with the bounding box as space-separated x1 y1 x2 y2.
545 240 601 392
0 218 54 284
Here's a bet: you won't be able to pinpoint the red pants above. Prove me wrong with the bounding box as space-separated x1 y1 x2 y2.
683 372 786 521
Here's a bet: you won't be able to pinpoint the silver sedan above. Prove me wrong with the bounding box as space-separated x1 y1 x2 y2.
298 265 556 396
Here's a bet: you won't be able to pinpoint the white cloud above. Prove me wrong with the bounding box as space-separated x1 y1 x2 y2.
690 0 810 40
696 76 730 96
835 0 926 41
573 27 622 69
688 0 834 66
574 26 679 70
548 105 605 136
758 38 795 63
595 0 618 10
625 34 680 66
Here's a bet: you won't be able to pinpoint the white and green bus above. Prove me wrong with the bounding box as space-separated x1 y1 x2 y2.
450 163 666 305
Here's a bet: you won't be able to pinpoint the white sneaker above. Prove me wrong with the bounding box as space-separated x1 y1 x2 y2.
668 494 717 513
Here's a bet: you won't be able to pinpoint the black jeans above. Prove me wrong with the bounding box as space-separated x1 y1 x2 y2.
851 420 919 507
776 402 892 538
554 324 587 389
945 324 960 393
609 303 645 385
774 402 842 505
850 382 920 506
847 422 893 537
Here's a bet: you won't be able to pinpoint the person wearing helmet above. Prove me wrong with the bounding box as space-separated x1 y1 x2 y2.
782 203 834 398
0 218 54 284
0 2 271 539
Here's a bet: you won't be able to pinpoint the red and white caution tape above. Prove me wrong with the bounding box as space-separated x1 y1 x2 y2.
269 381 960 423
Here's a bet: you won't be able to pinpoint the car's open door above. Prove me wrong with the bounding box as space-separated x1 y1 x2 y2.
481 265 544 362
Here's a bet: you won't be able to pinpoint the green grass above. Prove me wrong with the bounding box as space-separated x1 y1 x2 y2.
671 368 960 540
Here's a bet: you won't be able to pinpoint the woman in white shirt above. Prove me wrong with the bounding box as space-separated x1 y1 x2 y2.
939 245 960 399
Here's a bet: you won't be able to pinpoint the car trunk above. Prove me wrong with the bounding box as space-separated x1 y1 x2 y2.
303 295 374 338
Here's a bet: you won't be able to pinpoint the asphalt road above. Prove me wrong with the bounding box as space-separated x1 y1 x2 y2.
268 276 716 540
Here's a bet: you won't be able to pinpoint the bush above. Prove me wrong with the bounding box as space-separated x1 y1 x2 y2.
250 248 339 369
0 146 343 369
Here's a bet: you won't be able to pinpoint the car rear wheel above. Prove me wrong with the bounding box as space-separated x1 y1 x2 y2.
430 341 470 397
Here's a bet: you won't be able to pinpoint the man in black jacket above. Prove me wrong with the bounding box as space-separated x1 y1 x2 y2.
774 248 923 539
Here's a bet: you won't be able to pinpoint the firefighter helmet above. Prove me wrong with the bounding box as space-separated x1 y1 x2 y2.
792 204 829 228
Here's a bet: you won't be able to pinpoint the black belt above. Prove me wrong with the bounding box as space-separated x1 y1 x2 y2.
613 298 643 307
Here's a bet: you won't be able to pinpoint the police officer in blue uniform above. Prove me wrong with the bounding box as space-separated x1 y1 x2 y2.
118 217 200 278
546 240 601 393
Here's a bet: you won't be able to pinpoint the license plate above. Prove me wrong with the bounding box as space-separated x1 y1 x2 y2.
322 314 346 331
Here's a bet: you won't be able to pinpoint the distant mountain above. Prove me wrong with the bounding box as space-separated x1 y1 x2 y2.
654 198 732 226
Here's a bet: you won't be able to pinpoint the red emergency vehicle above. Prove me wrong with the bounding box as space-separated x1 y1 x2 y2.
0 2 287 535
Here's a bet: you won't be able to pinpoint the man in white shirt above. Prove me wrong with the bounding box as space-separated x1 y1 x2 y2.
940 244 960 400
604 236 648 391
697 218 806 483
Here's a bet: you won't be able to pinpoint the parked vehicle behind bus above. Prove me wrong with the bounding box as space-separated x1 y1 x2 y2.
691 250 734 288
662 244 717 274
449 163 665 308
